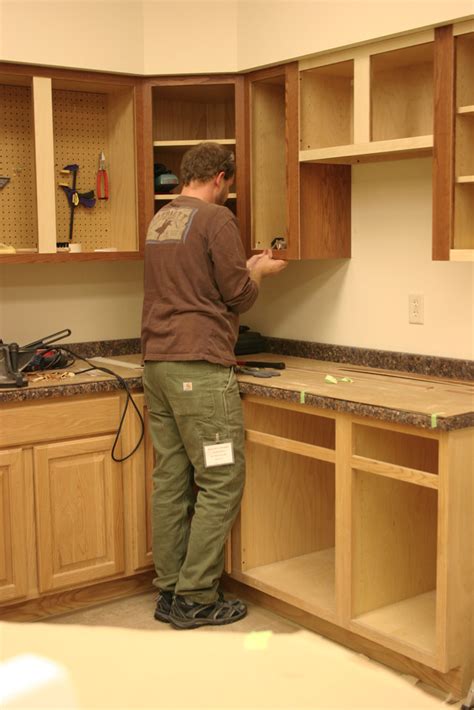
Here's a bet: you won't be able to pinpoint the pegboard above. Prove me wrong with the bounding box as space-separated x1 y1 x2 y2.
53 89 111 250
0 84 38 249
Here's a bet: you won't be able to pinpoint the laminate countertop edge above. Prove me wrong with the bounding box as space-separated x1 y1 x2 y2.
1 364 472 431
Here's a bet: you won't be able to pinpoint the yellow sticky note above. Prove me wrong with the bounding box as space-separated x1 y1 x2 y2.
244 631 273 651
325 375 338 384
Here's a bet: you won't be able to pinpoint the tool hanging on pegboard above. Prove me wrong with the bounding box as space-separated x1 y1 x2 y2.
0 176 10 190
58 164 96 247
96 151 109 200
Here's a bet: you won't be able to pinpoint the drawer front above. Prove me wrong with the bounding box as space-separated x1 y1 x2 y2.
0 395 121 447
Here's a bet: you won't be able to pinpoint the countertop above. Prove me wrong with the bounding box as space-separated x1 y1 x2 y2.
1 353 473 431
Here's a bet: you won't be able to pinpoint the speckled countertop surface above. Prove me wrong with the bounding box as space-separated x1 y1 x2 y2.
1 350 473 431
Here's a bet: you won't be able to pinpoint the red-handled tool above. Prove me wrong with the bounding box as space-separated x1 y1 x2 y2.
97 151 109 200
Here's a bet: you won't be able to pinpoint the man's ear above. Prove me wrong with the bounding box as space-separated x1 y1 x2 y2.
215 171 226 186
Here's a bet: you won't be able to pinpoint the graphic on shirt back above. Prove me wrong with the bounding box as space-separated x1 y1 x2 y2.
146 206 197 244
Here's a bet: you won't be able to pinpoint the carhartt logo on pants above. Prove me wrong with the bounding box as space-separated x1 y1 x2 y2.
183 382 193 391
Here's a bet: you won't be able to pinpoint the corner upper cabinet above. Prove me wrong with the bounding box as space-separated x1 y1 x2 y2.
245 63 350 260
433 22 474 261
141 76 246 240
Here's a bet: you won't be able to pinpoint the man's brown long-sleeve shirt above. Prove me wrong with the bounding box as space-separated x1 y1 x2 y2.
141 196 259 367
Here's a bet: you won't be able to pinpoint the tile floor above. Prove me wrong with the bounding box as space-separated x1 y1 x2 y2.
46 590 464 708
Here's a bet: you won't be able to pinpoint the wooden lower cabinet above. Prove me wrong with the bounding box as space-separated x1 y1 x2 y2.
34 436 125 592
0 449 30 603
123 396 154 573
0 392 154 616
229 395 474 696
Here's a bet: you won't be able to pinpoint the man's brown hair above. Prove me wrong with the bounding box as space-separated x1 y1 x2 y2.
180 142 235 185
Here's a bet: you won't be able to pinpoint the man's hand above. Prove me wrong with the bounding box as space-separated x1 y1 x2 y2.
248 248 288 286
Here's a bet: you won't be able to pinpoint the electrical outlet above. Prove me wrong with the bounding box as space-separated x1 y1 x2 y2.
409 294 424 324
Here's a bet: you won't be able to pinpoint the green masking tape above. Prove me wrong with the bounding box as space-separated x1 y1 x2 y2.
300 390 306 404
431 413 440 428
244 631 273 651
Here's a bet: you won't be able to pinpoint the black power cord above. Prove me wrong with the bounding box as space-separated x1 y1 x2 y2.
58 346 145 463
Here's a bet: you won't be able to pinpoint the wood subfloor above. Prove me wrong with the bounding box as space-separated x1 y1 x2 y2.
45 590 462 707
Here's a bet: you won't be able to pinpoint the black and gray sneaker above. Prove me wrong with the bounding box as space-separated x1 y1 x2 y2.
169 594 247 629
154 590 174 623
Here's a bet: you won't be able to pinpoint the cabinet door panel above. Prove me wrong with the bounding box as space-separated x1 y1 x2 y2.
34 436 124 592
0 449 29 603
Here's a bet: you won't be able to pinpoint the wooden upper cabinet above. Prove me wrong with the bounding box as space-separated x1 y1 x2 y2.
140 75 247 248
0 64 142 263
433 23 474 261
245 62 350 260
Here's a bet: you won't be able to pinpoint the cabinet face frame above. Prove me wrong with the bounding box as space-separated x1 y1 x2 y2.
433 21 474 260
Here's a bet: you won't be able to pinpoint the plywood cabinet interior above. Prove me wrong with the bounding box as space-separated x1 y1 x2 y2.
230 395 474 692
299 31 435 165
146 78 243 230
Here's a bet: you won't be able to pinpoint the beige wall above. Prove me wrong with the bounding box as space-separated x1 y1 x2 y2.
2 1 471 75
0 1 145 74
142 1 238 75
236 0 474 71
0 262 144 345
245 159 474 360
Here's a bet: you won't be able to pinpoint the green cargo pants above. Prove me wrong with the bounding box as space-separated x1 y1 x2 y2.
143 360 245 604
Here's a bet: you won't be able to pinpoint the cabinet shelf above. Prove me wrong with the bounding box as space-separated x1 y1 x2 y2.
299 135 433 164
449 248 474 261
352 590 436 657
154 192 236 201
456 175 474 182
457 105 474 115
240 548 336 619
153 139 235 148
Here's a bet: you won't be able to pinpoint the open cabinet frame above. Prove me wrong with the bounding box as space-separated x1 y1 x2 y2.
228 396 474 699
0 63 145 263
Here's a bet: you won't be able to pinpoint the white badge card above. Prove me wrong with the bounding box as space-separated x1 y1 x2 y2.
203 439 234 468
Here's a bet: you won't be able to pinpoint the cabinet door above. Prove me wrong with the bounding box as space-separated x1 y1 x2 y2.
245 63 300 259
0 449 29 603
34 436 124 593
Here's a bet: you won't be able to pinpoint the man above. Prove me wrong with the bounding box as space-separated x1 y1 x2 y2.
141 142 287 629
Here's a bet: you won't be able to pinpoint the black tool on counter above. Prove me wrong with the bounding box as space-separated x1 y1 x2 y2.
58 164 96 247
0 328 144 464
237 360 285 369
0 329 72 388
235 366 281 379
